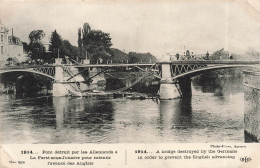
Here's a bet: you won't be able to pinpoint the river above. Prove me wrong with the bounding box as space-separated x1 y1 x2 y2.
0 72 245 143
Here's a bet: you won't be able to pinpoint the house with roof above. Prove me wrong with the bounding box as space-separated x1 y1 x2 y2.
0 19 28 63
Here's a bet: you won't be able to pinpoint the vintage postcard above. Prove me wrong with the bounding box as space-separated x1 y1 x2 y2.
0 0 260 167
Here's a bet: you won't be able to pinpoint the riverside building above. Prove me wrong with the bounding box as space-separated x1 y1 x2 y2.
0 19 27 63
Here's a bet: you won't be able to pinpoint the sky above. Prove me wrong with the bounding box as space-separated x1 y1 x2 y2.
1 0 260 59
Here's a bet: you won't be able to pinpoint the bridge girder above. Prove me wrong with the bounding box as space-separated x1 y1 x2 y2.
1 62 260 84
0 67 56 80
170 64 260 80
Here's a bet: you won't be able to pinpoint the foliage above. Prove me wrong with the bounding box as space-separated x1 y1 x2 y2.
82 29 113 63
111 48 157 63
1 72 52 95
110 48 129 63
205 51 209 60
49 30 63 58
81 23 91 59
49 30 79 61
78 28 83 59
29 30 45 44
128 52 157 63
78 22 113 63
16 73 52 94
82 23 91 40
22 42 30 53
211 48 229 60
28 30 46 60
62 40 79 60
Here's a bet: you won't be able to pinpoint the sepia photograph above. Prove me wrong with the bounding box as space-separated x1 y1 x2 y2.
1 0 260 146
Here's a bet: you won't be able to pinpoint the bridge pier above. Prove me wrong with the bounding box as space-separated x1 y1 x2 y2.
244 70 260 142
159 83 180 99
159 63 192 99
53 83 70 97
178 77 192 97
52 64 69 97
159 64 180 99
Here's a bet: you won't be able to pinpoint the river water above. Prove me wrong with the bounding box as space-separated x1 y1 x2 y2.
0 73 245 143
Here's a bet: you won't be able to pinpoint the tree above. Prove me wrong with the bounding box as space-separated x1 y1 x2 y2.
211 48 229 60
62 40 79 60
49 30 63 58
128 52 140 63
128 52 157 63
205 51 209 60
110 48 129 63
78 28 83 59
81 22 91 60
82 23 91 39
48 30 79 62
78 22 113 63
29 30 45 44
28 30 46 60
22 42 29 53
83 30 112 63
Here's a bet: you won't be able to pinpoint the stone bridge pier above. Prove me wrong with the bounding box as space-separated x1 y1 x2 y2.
52 59 70 97
52 66 70 96
159 63 192 99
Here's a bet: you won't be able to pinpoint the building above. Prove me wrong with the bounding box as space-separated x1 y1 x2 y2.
0 19 27 63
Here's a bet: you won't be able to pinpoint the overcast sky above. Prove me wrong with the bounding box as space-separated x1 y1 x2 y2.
1 0 260 59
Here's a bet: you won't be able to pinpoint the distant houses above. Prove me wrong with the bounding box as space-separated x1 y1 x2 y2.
0 19 28 63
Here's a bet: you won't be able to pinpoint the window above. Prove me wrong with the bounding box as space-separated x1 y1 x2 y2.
1 46 3 54
1 35 3 42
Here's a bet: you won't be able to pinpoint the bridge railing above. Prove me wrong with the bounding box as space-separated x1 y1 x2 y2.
162 60 260 65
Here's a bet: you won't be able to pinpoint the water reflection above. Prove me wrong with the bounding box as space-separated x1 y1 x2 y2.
52 97 115 143
0 73 246 143
158 98 192 130
192 71 243 98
